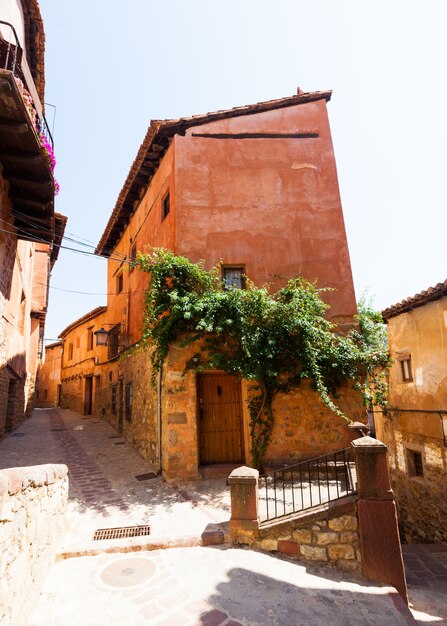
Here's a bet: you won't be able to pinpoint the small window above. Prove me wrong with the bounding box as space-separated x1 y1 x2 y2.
68 342 73 361
222 266 245 289
407 449 424 478
44 390 48 400
162 192 170 221
125 382 133 422
111 384 117 414
108 324 121 360
116 273 124 294
130 244 137 272
87 326 94 351
398 355 413 382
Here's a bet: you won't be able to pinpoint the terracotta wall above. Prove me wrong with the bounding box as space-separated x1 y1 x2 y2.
106 146 174 347
377 299 447 542
174 99 356 323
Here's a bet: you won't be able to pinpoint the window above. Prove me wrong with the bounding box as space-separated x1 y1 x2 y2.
407 449 424 478
222 266 245 289
87 326 94 351
125 382 133 421
44 390 48 400
116 273 124 294
107 324 121 360
162 192 170 221
111 384 117 414
130 244 137 272
397 354 413 382
68 342 73 361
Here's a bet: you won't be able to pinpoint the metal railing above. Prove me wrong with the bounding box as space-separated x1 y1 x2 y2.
259 447 356 523
0 20 54 148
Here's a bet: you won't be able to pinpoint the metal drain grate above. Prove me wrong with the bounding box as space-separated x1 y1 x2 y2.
93 525 151 541
135 472 158 481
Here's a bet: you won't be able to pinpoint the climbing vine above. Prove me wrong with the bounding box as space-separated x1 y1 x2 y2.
135 248 391 468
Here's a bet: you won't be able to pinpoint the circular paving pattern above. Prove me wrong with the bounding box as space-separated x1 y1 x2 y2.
100 557 156 588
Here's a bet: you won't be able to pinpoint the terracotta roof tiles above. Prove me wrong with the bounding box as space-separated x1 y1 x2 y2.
382 280 447 320
58 306 107 339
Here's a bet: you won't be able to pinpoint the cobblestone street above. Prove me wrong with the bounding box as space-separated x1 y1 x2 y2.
0 408 444 624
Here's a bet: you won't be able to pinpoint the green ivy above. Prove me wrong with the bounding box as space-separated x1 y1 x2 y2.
135 248 390 468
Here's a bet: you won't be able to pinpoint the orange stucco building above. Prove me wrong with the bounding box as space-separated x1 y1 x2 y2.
377 283 447 543
0 1 65 436
61 89 363 479
36 341 62 407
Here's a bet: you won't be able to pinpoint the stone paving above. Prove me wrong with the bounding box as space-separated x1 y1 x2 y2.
403 544 447 624
0 408 231 554
27 546 415 626
1 407 444 624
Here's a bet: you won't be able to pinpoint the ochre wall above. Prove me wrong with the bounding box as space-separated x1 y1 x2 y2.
174 100 356 323
36 343 62 407
59 309 109 416
377 298 447 542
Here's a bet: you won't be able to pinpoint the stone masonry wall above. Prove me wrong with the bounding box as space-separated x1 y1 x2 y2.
232 498 362 575
60 376 84 414
0 463 68 626
386 427 447 543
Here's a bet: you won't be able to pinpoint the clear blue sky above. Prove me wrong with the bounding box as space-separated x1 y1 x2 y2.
40 0 447 342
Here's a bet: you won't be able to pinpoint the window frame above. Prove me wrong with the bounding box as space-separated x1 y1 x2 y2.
161 191 170 221
222 265 246 290
406 448 424 479
397 354 413 383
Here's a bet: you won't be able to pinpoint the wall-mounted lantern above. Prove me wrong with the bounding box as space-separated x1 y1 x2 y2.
94 327 109 346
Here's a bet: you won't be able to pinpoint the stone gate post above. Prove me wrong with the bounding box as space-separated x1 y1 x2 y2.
228 466 259 543
352 436 408 603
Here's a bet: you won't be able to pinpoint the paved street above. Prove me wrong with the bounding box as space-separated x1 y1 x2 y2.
0 408 444 624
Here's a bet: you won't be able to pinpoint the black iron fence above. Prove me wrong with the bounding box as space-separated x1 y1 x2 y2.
259 447 356 523
0 20 54 149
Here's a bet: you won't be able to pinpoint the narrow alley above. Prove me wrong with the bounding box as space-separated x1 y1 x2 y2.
1 408 445 625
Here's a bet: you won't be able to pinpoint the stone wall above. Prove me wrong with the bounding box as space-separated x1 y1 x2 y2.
232 498 362 574
60 375 83 414
385 426 447 543
0 463 68 626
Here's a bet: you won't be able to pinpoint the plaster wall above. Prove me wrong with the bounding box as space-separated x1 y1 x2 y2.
0 0 26 56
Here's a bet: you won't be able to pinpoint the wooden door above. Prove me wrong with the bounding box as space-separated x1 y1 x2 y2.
197 372 244 464
84 377 93 415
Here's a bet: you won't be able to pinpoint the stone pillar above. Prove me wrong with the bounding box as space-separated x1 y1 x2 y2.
352 436 408 604
228 466 259 544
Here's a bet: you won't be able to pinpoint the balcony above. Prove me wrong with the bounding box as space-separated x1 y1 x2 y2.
0 20 55 243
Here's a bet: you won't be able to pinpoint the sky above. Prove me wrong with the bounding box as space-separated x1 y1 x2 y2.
39 0 447 342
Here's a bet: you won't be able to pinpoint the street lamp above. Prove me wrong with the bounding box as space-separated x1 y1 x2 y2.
94 328 109 346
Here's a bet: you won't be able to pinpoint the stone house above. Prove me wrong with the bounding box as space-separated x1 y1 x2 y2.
57 306 108 416
0 1 65 437
378 281 447 543
58 89 364 479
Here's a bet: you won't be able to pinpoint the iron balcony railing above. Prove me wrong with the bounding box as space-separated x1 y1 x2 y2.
0 20 54 149
259 447 357 523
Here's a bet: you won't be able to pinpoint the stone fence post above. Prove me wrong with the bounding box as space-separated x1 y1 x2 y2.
228 466 259 543
352 436 408 603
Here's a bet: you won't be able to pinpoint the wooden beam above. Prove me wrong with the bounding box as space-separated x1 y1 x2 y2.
0 119 29 134
11 196 53 211
7 174 52 188
11 210 51 224
0 151 41 164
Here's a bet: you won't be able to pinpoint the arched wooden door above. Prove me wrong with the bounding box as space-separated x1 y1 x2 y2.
197 372 244 464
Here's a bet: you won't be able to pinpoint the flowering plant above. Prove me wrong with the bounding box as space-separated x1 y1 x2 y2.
14 77 59 195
